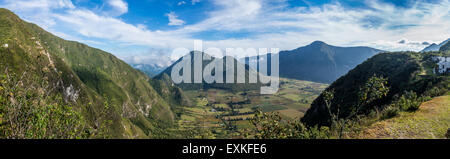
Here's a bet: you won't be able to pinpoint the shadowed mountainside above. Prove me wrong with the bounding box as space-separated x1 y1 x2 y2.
0 8 185 138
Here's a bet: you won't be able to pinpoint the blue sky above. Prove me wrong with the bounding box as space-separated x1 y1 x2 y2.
1 0 450 66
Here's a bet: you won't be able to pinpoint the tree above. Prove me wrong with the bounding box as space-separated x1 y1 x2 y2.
250 110 329 139
323 74 389 138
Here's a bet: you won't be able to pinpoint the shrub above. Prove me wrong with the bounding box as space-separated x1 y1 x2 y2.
250 110 329 139
395 91 430 112
381 106 399 120
446 129 450 139
0 73 86 139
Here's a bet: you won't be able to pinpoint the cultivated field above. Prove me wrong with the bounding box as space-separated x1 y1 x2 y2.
176 78 327 138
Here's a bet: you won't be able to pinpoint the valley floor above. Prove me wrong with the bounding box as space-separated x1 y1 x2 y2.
173 78 327 138
358 95 450 139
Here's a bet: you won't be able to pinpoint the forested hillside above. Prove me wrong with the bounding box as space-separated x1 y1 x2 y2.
156 51 264 92
0 8 181 138
302 52 450 127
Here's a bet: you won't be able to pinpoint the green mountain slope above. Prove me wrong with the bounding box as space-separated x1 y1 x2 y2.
278 41 383 83
156 51 264 92
301 52 450 127
0 8 175 138
421 38 450 52
440 41 450 52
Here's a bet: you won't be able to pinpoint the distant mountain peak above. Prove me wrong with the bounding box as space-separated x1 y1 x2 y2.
421 38 450 52
310 40 328 46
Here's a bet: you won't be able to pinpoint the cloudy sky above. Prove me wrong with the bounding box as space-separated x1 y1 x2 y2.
1 0 450 66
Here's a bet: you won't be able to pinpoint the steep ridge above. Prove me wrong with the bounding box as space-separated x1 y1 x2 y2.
156 51 264 92
0 8 175 138
421 38 450 52
302 52 450 127
246 41 384 83
278 41 384 83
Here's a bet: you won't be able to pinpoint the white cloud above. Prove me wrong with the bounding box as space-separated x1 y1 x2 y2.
52 9 193 47
182 0 262 32
0 0 75 28
122 49 175 66
178 1 186 6
136 24 147 30
2 0 450 66
0 0 75 10
166 11 185 26
177 0 450 52
191 0 200 5
107 0 128 15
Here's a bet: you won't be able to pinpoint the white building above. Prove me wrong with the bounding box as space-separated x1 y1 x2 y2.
433 56 450 74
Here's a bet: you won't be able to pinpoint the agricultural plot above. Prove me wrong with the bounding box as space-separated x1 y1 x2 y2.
176 78 327 138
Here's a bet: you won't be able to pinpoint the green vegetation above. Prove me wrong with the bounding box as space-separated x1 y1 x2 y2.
171 78 326 138
358 96 450 139
1 8 448 139
320 75 389 138
249 110 329 139
0 73 85 139
156 52 263 93
299 51 449 139
393 91 430 111
251 71 448 139
0 8 182 138
302 52 450 127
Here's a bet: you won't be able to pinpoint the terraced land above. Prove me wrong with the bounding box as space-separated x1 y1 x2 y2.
177 78 327 138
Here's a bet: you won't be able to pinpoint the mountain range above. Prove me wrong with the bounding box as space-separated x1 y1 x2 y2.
244 41 384 84
1 7 448 139
161 41 383 89
421 38 450 52
131 63 166 78
156 51 263 92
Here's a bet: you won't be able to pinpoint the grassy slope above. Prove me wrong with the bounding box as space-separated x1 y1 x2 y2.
156 51 263 92
358 95 449 139
302 52 449 127
0 8 175 138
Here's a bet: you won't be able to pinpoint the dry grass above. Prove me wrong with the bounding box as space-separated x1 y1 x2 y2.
358 95 450 139
277 109 304 120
